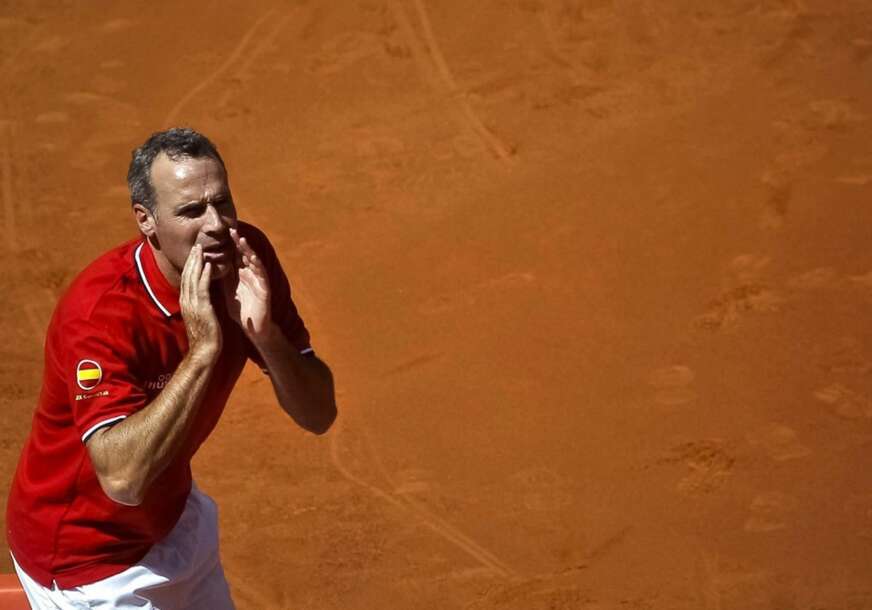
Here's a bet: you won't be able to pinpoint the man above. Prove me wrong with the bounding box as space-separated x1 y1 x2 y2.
6 127 337 609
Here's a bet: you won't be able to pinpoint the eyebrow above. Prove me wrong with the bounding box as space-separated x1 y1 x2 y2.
173 193 230 213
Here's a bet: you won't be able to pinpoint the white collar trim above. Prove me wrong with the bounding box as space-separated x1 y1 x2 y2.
134 242 172 318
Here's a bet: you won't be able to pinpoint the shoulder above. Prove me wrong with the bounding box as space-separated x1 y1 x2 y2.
53 238 143 330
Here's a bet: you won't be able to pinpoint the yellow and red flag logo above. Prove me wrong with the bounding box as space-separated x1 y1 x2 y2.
76 360 102 391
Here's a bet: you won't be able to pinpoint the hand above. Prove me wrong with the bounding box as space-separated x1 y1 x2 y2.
180 244 222 355
222 227 272 338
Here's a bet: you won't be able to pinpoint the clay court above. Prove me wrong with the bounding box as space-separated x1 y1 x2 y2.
2 1 872 608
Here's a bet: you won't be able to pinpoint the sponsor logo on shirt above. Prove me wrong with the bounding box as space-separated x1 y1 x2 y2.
145 372 173 391
75 390 109 401
76 360 102 390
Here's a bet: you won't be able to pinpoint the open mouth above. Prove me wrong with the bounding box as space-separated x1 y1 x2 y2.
202 241 233 262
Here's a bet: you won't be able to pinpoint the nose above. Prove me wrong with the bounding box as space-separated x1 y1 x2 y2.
202 203 229 234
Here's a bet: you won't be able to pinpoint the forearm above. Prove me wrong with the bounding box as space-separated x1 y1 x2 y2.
87 345 219 505
252 323 337 434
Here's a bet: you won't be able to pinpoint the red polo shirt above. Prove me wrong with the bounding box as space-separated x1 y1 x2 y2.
6 221 312 588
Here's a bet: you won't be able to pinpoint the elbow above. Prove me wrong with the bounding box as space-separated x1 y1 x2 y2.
307 402 337 435
87 429 148 506
303 400 338 436
307 359 337 434
96 473 146 507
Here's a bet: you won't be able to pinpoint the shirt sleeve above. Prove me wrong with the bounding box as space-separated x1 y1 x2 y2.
239 224 314 370
58 310 149 443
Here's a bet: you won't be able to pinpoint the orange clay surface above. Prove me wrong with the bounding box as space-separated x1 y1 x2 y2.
0 575 25 610
2 2 872 609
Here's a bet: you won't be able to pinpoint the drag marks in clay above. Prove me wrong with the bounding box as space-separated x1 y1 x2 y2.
694 551 781 610
0 119 16 251
419 271 536 315
389 0 516 163
465 559 661 610
163 9 279 126
96 18 135 34
465 581 591 610
328 419 516 579
307 31 386 76
743 491 798 533
805 99 867 131
745 423 811 462
508 466 574 512
692 251 872 334
213 11 296 113
662 440 735 496
812 335 872 376
814 383 872 421
694 283 785 332
785 266 840 291
379 352 443 378
759 98 865 229
694 253 784 332
647 364 697 406
836 150 872 186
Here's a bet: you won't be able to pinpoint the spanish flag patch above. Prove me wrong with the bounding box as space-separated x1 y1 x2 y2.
76 360 103 391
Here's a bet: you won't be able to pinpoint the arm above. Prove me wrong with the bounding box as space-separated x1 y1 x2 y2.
223 227 337 434
86 245 221 506
251 327 337 434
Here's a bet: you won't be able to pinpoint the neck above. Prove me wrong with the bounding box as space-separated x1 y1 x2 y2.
148 240 182 289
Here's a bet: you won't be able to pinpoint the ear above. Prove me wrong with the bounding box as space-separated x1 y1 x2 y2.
133 203 156 237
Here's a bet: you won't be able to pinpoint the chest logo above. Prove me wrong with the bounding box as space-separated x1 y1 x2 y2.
76 360 103 390
146 373 173 391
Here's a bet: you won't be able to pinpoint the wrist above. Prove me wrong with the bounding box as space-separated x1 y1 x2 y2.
188 340 221 365
248 322 285 354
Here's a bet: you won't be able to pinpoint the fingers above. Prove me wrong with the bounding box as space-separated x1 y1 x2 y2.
230 228 266 277
180 244 214 307
179 244 221 351
180 244 202 304
230 227 256 259
239 237 259 268
199 261 212 295
181 244 200 285
230 227 244 268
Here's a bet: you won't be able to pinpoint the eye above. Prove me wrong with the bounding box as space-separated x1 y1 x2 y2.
180 205 205 218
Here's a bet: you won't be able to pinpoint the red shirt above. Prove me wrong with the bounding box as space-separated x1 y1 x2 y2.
6 221 312 588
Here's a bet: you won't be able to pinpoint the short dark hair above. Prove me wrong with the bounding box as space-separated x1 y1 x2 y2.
127 127 225 214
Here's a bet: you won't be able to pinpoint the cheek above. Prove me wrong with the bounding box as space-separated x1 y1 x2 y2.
158 222 199 260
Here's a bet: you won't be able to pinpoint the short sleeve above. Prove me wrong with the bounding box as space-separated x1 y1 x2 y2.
58 312 148 443
239 224 314 369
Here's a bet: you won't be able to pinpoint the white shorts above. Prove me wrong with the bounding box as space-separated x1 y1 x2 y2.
13 485 235 610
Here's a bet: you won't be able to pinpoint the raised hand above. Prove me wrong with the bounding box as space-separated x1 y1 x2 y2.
180 244 222 355
222 227 271 338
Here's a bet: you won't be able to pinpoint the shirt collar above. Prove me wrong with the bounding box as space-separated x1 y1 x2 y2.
133 241 181 318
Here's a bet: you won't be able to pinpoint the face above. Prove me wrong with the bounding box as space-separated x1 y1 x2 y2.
134 153 238 287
